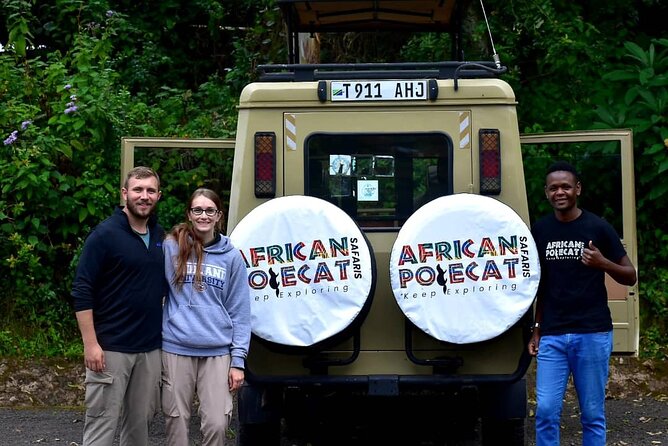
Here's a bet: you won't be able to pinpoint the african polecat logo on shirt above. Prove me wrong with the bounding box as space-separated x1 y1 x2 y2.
544 240 584 261
229 196 375 347
390 194 541 344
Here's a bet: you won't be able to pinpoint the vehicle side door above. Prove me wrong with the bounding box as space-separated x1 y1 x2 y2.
520 130 639 355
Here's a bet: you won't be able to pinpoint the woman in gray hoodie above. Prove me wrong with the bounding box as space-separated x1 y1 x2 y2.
162 188 251 446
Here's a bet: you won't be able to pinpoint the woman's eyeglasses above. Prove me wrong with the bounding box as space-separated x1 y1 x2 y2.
189 207 220 216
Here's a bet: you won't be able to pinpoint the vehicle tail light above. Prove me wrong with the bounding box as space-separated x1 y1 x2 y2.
255 132 276 198
479 129 501 195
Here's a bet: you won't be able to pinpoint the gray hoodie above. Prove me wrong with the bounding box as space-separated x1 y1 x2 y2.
162 234 251 369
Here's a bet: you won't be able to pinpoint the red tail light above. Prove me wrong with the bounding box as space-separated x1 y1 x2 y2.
479 129 501 195
255 132 276 198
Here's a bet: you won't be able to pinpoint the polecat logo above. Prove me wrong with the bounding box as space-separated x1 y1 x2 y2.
544 240 585 260
230 196 375 347
390 194 540 344
395 235 532 294
237 236 363 301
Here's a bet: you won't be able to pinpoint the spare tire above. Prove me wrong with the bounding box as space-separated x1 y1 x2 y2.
389 193 540 344
229 195 376 348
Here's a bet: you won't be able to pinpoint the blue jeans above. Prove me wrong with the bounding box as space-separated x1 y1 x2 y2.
535 331 613 446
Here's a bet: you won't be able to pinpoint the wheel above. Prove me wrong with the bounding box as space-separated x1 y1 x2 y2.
481 417 526 446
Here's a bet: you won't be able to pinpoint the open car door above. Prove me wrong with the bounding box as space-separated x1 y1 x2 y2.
520 130 639 355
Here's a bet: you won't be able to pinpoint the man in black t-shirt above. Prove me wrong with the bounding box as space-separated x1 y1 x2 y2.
528 161 636 446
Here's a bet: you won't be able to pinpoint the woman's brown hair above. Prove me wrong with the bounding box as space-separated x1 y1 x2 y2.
168 188 224 289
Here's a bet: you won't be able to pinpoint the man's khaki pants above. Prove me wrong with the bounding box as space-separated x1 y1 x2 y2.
82 349 161 445
161 352 234 446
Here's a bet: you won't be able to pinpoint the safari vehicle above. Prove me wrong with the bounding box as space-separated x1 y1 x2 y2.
221 1 640 445
121 1 639 444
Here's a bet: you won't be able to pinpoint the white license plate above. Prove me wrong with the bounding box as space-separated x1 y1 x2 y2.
331 80 429 102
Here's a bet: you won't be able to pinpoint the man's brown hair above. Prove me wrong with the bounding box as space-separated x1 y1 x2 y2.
124 166 160 189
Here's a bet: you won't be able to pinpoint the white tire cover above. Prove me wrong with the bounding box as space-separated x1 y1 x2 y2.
229 195 375 347
390 194 540 344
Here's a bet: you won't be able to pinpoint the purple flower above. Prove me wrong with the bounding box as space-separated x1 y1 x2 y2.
64 84 71 90
3 130 18 145
21 120 32 130
64 105 79 114
70 94 77 101
66 101 76 107
106 10 115 17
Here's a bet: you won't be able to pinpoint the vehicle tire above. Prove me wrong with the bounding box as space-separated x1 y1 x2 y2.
481 417 526 446
229 195 376 349
236 420 281 446
389 193 540 344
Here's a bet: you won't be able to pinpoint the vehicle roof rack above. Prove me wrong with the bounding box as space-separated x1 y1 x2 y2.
276 0 467 33
258 61 505 82
277 0 472 63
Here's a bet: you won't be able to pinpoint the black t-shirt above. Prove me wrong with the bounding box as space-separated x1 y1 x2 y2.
531 210 627 335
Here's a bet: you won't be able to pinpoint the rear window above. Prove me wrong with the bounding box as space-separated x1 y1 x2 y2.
305 133 453 230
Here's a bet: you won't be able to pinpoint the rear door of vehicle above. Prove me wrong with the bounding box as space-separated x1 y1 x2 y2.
282 109 473 204
282 109 473 356
520 130 639 355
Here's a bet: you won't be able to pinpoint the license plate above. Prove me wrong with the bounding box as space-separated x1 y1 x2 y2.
331 80 429 102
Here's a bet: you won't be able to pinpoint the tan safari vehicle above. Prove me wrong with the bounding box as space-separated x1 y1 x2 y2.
121 1 639 444
224 1 640 445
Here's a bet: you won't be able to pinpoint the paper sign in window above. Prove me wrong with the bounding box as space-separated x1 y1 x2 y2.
357 180 379 202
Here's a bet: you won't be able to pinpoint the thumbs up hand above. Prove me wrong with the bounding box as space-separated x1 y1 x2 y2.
581 240 605 268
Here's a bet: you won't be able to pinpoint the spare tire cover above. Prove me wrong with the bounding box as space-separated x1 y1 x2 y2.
229 195 375 347
389 193 540 344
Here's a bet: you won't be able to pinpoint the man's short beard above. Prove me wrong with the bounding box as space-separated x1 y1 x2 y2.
126 201 154 219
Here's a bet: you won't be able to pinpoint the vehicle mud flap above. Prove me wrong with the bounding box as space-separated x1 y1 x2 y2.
480 378 528 446
480 378 527 419
237 384 281 446
481 417 526 446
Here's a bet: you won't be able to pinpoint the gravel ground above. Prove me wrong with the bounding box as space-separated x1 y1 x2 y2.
0 395 666 446
0 408 190 445
0 357 666 445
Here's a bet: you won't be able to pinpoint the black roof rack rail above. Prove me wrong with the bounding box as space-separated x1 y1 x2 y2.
258 61 506 82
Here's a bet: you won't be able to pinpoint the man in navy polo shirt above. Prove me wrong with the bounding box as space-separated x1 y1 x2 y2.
72 166 166 445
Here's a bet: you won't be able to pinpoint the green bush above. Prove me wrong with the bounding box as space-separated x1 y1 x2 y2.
1 2 254 357
591 39 668 357
1 0 666 359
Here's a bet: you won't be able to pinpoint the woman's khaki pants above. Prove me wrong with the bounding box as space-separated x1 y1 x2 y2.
161 352 234 446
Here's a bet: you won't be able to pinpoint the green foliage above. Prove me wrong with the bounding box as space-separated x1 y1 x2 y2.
400 33 452 62
638 266 668 359
480 0 636 131
136 147 235 233
2 0 34 57
594 39 668 220
1 0 277 357
0 16 123 355
1 0 667 358
588 39 668 355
